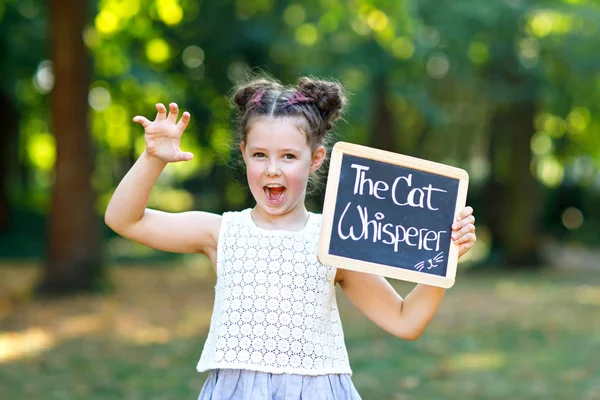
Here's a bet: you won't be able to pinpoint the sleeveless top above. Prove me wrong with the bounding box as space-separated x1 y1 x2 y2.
196 208 352 376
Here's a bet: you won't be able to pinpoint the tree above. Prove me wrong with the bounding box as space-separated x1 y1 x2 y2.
37 0 105 294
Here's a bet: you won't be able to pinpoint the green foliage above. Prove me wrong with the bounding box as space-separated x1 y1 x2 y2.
1 0 600 259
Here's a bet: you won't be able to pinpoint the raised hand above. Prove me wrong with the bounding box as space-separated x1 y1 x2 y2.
451 206 476 259
133 103 194 163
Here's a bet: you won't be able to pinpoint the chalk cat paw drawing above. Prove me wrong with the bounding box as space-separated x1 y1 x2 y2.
414 252 444 272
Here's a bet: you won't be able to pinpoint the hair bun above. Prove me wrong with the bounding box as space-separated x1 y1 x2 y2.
233 78 282 112
297 77 347 129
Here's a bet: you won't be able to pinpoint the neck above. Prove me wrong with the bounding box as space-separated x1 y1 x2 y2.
251 204 309 231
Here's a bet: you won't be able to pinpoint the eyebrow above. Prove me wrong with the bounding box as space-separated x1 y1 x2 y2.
249 147 301 153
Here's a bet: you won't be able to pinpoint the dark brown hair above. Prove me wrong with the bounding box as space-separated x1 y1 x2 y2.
231 75 348 193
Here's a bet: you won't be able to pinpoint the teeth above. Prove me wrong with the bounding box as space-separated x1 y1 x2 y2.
266 184 283 188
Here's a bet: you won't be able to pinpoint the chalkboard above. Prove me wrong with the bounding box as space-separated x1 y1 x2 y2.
318 142 469 288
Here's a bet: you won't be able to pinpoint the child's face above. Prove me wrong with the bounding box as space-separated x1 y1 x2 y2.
241 116 325 218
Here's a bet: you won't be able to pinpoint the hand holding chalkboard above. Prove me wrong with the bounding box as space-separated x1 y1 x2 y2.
318 142 469 288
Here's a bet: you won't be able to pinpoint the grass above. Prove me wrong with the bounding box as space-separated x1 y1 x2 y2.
0 262 599 399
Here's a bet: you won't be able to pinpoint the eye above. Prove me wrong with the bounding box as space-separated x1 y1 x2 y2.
253 152 266 158
283 154 296 160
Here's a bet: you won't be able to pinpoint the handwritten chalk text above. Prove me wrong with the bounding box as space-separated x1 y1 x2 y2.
351 163 447 210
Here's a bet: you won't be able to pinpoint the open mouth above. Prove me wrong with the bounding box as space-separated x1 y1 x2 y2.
264 184 286 205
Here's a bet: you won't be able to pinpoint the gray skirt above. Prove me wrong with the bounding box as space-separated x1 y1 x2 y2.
198 369 362 400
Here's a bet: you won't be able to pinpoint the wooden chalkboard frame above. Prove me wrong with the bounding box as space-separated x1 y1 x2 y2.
319 142 469 289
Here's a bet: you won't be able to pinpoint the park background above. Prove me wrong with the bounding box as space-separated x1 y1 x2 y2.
1 0 599 398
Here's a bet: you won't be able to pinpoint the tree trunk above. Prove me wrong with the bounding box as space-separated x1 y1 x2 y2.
37 0 105 295
485 101 542 267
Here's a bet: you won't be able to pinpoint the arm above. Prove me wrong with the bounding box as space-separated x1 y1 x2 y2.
104 103 221 258
337 206 476 340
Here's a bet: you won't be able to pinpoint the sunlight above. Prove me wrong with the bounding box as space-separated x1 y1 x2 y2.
129 326 171 345
468 40 489 65
104 104 131 152
182 46 205 69
27 132 56 171
527 10 573 38
391 37 415 59
448 352 506 371
95 10 120 35
295 24 318 46
58 315 105 338
535 113 566 138
210 125 231 159
283 4 306 27
156 0 183 26
566 107 590 135
351 18 370 36
0 327 56 364
531 132 553 156
318 12 338 33
495 281 538 304
535 156 564 188
146 38 171 64
148 187 194 212
575 285 600 305
367 10 388 32
89 86 112 111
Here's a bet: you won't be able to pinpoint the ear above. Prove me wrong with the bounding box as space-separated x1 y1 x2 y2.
310 145 326 174
240 141 247 162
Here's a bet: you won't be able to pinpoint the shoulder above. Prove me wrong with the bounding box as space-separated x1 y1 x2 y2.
222 208 251 222
218 208 252 233
309 211 323 227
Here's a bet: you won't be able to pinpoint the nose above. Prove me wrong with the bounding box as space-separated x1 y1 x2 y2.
266 159 281 176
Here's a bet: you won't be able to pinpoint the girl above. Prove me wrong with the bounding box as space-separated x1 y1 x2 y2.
104 76 476 399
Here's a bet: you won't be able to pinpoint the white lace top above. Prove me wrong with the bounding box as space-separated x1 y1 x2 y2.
196 208 352 376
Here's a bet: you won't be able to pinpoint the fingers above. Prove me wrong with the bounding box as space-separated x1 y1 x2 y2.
138 103 190 131
167 103 179 124
155 103 167 120
178 151 194 162
452 224 475 242
133 116 151 128
177 111 191 131
458 206 474 219
458 234 476 258
452 214 475 231
456 232 476 247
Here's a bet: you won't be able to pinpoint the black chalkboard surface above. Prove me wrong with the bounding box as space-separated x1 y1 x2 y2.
319 142 469 288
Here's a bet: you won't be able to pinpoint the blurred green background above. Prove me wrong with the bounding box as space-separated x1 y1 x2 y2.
0 0 599 399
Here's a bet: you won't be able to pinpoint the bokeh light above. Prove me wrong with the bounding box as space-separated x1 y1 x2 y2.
562 207 584 230
146 38 171 64
468 40 489 65
391 37 415 59
27 133 56 171
88 87 112 111
566 107 590 135
367 10 388 32
283 4 306 27
157 0 183 26
535 156 564 188
33 61 54 94
95 10 120 35
295 24 318 46
427 54 450 79
182 46 205 68
227 61 249 83
531 133 553 156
